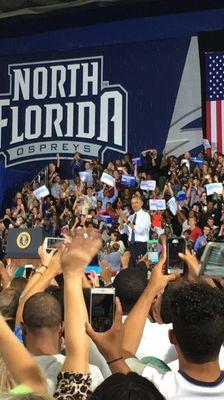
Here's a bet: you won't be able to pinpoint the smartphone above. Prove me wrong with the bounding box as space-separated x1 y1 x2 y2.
46 237 66 251
200 242 224 278
166 237 186 274
90 288 115 332
25 265 35 279
85 265 102 275
147 240 159 263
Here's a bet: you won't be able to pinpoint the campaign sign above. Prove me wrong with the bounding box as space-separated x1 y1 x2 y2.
202 139 211 148
149 199 166 210
100 214 113 224
33 185 49 199
101 172 115 187
167 197 178 215
140 180 156 191
176 191 187 201
206 183 223 196
132 157 142 167
79 171 89 182
190 157 204 164
121 174 136 186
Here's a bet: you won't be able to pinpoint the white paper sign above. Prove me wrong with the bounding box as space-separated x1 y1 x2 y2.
167 197 178 216
100 172 115 187
33 185 49 200
206 183 223 196
79 171 89 182
202 139 211 148
180 159 190 169
140 180 156 191
149 199 166 210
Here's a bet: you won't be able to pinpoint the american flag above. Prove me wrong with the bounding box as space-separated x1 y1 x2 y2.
205 52 224 153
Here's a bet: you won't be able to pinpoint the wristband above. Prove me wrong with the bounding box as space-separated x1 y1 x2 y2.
34 271 43 276
38 265 48 269
107 357 123 365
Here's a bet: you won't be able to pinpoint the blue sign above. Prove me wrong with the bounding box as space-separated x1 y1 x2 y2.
132 157 142 167
121 174 136 186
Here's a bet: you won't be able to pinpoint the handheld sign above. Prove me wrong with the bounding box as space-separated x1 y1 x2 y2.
101 172 115 187
132 157 142 167
140 180 156 191
100 215 113 224
79 171 89 182
33 185 49 200
149 199 166 211
167 197 178 216
206 183 223 196
202 139 211 149
121 174 136 186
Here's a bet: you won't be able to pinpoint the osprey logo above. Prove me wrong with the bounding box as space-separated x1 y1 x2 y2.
0 56 128 167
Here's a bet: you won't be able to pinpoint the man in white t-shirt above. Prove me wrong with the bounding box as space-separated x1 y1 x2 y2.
125 280 224 399
22 292 103 393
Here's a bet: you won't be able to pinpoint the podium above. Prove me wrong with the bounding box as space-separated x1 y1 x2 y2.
6 228 46 259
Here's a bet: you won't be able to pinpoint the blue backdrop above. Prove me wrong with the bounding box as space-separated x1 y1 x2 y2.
0 7 224 213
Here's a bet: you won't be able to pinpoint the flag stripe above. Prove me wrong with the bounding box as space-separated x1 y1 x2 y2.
216 100 222 153
206 100 211 147
222 100 224 153
211 101 217 151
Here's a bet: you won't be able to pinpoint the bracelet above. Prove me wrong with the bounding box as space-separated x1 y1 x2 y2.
107 357 123 365
38 265 48 269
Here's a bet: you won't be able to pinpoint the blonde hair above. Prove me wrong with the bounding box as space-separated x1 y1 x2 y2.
0 356 15 393
0 394 53 400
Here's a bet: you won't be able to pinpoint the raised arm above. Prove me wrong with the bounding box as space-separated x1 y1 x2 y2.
0 262 11 288
122 252 177 356
60 229 102 373
56 153 60 169
16 250 62 325
0 315 46 392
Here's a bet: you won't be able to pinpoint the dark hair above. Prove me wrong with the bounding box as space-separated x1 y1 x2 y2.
0 288 20 319
23 292 62 330
10 277 27 294
113 269 147 314
171 283 224 364
45 286 64 320
91 372 165 400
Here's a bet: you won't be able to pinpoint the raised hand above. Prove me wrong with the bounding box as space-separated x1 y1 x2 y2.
86 297 123 362
179 248 201 281
61 228 102 277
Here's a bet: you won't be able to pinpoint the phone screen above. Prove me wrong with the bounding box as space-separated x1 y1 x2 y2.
167 238 186 274
46 237 66 250
90 289 115 332
147 240 159 263
200 243 224 278
25 266 34 279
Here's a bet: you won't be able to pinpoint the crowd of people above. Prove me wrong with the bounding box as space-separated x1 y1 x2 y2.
0 146 224 399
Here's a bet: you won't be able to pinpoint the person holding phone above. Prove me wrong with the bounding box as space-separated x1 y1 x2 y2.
118 196 151 268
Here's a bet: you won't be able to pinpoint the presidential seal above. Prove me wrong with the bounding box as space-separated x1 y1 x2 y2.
16 231 31 249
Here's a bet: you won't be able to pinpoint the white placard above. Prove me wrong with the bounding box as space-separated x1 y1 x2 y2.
202 139 211 148
206 183 223 196
79 171 89 182
149 199 166 210
140 180 156 191
180 158 190 169
33 185 49 200
100 172 115 187
167 197 178 216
